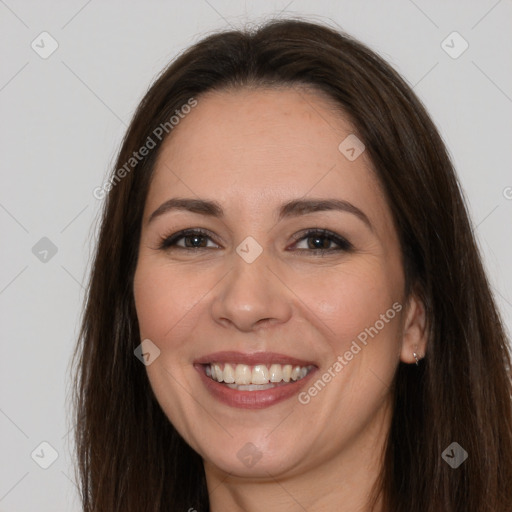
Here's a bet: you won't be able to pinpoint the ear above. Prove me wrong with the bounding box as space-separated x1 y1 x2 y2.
399 293 428 364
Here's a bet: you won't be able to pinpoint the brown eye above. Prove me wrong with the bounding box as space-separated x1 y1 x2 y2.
306 235 334 250
159 229 220 250
291 229 353 253
182 234 208 248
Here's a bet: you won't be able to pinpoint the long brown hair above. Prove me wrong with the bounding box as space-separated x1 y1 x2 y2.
73 18 512 511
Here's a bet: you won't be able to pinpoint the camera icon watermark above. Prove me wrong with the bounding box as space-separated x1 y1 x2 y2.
32 237 58 263
441 442 468 468
236 442 263 468
338 134 366 161
134 339 161 366
31 31 59 59
503 186 512 200
236 236 263 264
441 31 469 59
31 441 59 469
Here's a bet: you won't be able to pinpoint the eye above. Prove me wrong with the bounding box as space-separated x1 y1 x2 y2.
290 229 352 253
157 228 352 254
158 229 220 250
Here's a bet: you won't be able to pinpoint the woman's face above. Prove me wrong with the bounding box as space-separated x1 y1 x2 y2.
133 87 425 480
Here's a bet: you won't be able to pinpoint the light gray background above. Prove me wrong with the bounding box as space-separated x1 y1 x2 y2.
1 1 511 510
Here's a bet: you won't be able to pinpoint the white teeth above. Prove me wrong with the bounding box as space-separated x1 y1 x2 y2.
269 364 283 383
252 365 269 384
214 363 223 382
223 363 235 383
282 364 292 382
235 364 252 385
226 383 275 391
290 366 301 381
206 362 312 386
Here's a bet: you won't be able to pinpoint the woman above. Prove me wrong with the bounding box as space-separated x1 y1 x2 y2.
73 18 512 511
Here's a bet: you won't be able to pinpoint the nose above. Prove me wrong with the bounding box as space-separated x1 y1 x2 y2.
210 250 293 332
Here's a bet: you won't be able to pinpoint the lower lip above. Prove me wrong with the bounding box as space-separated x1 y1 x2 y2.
194 364 317 409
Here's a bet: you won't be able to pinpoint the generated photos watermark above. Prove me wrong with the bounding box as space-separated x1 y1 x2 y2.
298 301 403 405
93 97 198 200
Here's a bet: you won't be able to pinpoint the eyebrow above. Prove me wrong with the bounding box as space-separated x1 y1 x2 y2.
147 197 372 230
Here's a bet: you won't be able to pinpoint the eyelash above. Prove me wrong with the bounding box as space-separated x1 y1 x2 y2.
157 228 353 254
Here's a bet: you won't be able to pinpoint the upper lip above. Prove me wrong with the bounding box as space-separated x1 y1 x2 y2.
194 351 317 367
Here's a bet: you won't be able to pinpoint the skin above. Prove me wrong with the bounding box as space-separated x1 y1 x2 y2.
133 87 427 512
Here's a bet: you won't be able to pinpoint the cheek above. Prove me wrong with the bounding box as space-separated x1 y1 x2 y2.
133 261 207 344
133 261 208 434
301 260 402 346
296 264 403 431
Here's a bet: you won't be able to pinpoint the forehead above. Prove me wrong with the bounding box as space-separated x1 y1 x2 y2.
146 87 389 227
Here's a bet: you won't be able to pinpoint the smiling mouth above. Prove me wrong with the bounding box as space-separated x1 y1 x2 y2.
203 362 315 391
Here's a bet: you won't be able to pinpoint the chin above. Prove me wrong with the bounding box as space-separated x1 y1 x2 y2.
202 442 301 479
